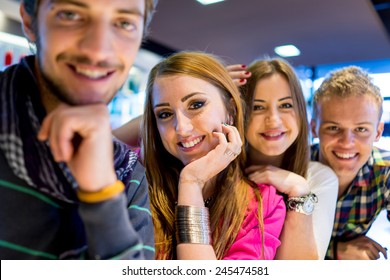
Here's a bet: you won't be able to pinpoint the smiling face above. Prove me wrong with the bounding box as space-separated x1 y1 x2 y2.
152 75 228 166
245 74 299 161
24 0 145 106
311 95 384 184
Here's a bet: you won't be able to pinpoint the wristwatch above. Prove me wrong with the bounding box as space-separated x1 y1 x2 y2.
287 192 318 215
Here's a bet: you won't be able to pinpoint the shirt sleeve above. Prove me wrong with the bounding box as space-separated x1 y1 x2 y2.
307 161 339 259
223 184 286 260
78 145 154 260
79 193 147 259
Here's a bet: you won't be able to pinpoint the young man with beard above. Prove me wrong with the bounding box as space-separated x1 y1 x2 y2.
0 0 158 259
310 66 390 260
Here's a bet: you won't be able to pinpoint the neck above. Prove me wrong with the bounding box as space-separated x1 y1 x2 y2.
318 152 356 199
247 146 284 167
337 175 355 199
34 57 62 114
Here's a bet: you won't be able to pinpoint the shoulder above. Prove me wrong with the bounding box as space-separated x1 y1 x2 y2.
307 161 338 195
113 138 145 185
308 161 338 182
308 161 337 178
372 147 390 166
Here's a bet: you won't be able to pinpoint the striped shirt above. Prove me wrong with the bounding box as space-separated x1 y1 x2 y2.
311 144 390 259
0 56 154 259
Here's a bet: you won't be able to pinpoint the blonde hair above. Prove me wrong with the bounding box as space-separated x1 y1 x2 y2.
312 66 383 121
142 51 264 259
241 57 309 178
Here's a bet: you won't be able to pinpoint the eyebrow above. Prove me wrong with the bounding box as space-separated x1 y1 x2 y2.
49 0 144 16
321 120 374 126
153 92 206 109
50 0 87 7
253 96 293 102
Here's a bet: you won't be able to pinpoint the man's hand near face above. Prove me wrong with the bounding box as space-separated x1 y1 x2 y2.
38 104 117 192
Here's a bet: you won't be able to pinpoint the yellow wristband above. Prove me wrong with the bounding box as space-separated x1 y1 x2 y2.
77 180 125 203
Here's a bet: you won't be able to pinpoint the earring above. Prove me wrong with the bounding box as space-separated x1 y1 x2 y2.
228 115 233 125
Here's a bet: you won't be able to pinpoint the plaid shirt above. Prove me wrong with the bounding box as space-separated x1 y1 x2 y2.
311 144 390 259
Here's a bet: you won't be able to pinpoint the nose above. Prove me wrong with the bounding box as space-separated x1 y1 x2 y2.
78 20 113 63
339 129 355 145
265 107 281 126
174 111 193 135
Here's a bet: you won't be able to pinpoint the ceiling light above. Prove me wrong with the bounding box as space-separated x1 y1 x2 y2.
196 0 225 5
274 44 301 57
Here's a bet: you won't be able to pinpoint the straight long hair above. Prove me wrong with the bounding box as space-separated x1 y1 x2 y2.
142 51 264 259
242 58 309 178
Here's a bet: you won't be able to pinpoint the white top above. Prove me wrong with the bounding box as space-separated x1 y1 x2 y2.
307 161 338 259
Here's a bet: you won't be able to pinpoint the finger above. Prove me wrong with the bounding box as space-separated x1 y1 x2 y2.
212 130 239 160
48 111 75 162
368 238 387 259
248 171 268 185
366 247 380 260
245 165 265 174
229 70 251 80
226 64 247 72
39 112 65 161
37 112 53 142
222 125 242 156
222 124 242 146
212 130 229 154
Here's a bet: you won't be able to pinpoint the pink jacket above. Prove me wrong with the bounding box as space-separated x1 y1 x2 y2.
223 184 286 260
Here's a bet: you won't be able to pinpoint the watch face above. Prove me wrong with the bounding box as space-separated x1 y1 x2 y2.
303 199 314 213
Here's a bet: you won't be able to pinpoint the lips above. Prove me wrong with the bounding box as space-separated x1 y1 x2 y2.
260 131 286 140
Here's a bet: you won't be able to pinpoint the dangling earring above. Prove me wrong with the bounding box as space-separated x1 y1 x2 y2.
228 115 234 125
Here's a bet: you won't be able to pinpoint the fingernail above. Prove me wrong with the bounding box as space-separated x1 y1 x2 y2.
241 64 246 68
239 79 245 83
245 71 250 75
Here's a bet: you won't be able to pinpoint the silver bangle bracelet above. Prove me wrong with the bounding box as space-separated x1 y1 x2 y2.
175 205 212 245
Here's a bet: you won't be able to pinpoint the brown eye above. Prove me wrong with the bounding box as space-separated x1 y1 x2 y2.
189 101 205 110
253 105 264 111
156 111 172 119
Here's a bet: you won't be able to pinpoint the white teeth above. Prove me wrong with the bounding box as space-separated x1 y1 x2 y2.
75 67 108 79
264 132 283 137
181 137 201 148
335 152 356 159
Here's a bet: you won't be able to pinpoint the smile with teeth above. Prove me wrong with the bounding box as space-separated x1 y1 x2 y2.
262 132 284 137
180 136 203 148
334 152 357 159
75 67 111 79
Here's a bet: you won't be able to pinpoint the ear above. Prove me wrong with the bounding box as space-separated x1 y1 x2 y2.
310 119 319 138
20 3 36 42
374 121 384 142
